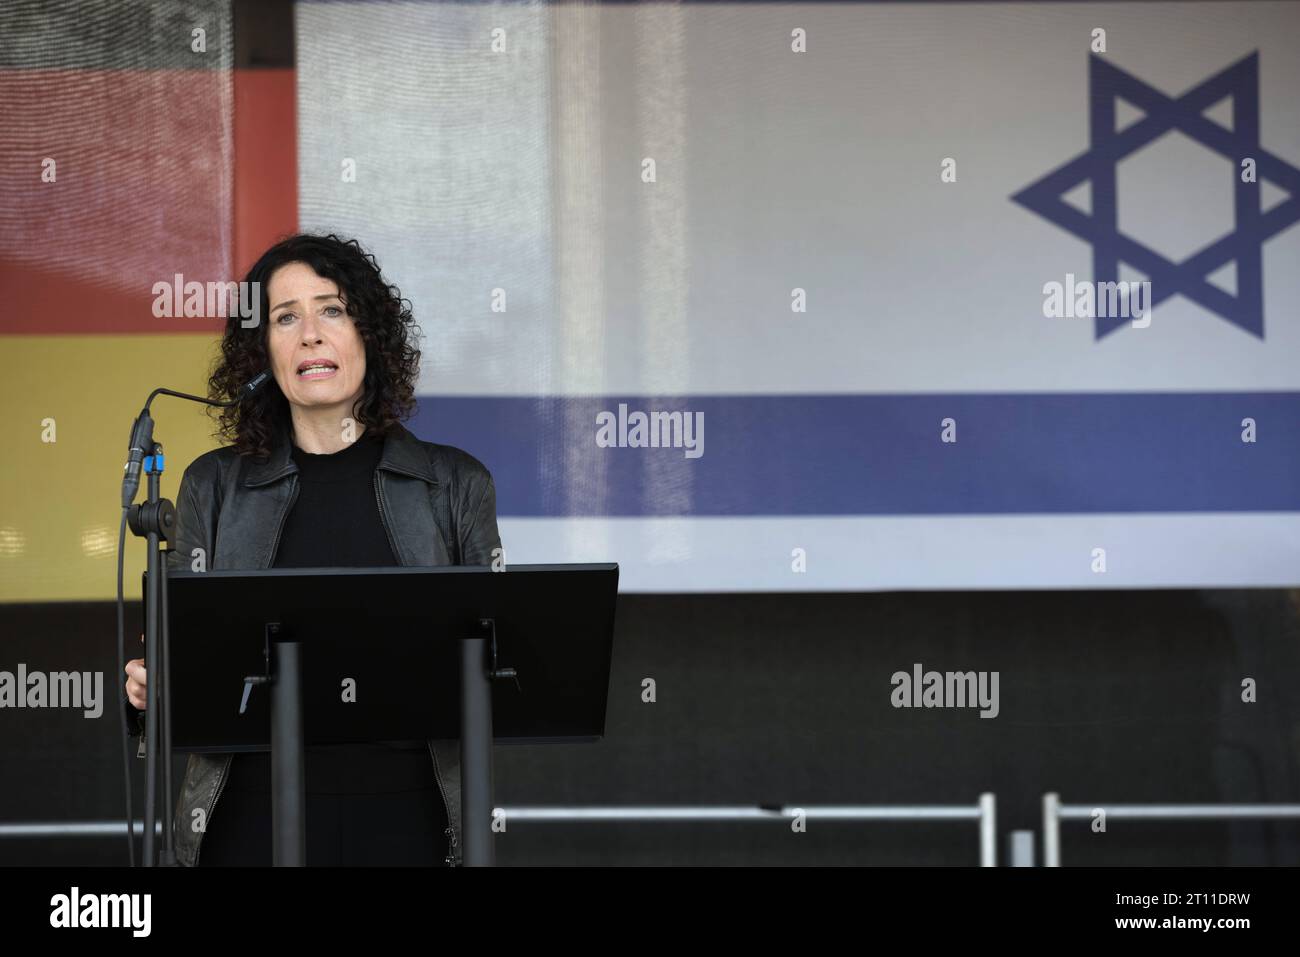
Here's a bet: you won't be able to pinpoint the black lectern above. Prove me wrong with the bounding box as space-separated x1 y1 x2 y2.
146 563 618 866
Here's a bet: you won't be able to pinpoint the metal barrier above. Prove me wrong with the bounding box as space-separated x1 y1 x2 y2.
1041 792 1300 866
0 821 162 838
1 794 999 865
499 794 999 865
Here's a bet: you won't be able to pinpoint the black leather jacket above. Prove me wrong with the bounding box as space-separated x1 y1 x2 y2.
127 421 502 866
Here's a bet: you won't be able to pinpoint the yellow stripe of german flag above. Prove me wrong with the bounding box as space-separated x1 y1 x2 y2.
0 334 222 602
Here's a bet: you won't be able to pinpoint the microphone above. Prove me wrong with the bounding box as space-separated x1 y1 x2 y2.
120 411 155 508
120 370 273 507
232 369 273 405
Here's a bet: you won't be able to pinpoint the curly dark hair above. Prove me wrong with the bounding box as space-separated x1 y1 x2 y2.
208 233 422 459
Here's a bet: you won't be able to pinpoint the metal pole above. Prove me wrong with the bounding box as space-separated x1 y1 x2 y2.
979 792 997 867
157 472 175 866
1057 803 1300 820
141 474 160 867
271 636 305 866
498 805 984 821
1043 792 1061 867
460 633 494 866
0 821 165 838
1009 830 1035 867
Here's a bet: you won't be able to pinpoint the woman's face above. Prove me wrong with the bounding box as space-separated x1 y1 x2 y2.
265 261 367 421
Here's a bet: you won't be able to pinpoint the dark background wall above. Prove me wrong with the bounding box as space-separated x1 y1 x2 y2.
3 588 1298 866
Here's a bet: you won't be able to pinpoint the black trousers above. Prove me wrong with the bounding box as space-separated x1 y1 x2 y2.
198 749 450 867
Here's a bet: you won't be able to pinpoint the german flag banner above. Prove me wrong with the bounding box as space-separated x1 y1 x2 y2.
1 0 294 602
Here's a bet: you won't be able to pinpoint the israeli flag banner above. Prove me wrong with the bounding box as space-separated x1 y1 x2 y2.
297 1 1300 591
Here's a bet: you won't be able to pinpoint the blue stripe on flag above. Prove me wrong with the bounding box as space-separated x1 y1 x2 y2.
410 394 1300 516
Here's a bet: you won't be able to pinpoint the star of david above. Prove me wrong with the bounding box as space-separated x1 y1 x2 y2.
1011 52 1300 339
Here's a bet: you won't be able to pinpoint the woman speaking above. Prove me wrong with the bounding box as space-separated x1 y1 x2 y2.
122 233 502 866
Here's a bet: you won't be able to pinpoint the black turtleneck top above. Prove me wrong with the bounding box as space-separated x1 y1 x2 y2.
273 428 397 569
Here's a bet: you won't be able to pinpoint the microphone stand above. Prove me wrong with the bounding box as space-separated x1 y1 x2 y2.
127 427 178 866
123 377 267 866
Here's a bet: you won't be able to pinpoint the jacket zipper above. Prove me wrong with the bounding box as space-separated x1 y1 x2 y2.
194 476 297 866
192 753 234 867
268 475 299 567
428 742 458 866
373 471 402 563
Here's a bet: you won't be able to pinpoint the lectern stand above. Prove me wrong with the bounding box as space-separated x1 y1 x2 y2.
146 563 619 867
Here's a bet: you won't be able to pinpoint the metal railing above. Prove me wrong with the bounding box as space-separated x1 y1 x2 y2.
0 821 162 838
1 794 999 865
1041 792 1300 866
499 794 999 865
